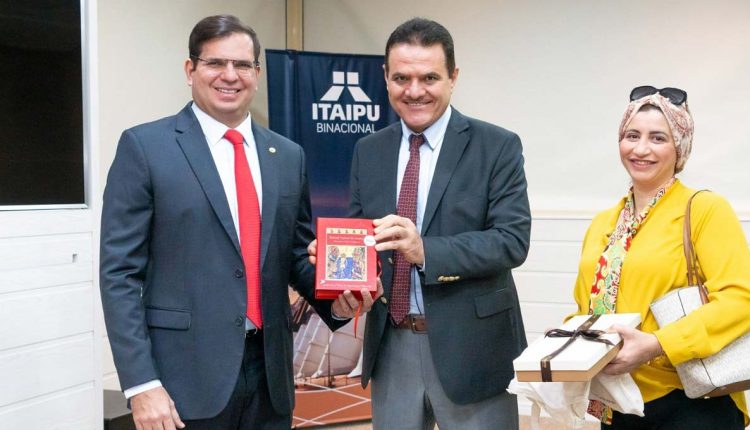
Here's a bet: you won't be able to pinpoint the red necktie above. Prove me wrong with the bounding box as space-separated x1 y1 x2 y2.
390 133 425 325
224 129 262 328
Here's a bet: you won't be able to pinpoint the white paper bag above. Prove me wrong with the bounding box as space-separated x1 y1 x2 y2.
508 372 644 429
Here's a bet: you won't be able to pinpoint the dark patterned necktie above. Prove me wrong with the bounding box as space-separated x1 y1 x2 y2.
390 133 425 324
224 129 263 328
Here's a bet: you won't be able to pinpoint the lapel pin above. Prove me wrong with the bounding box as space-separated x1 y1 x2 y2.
269 147 276 154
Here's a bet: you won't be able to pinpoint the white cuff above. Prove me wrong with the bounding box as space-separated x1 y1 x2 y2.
331 303 350 321
123 379 162 399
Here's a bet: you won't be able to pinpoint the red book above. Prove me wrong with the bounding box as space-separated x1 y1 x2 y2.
315 217 378 300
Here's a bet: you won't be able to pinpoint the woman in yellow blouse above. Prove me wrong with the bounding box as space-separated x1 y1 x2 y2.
571 86 750 429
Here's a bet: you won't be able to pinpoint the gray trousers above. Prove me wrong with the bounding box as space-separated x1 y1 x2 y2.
371 325 519 430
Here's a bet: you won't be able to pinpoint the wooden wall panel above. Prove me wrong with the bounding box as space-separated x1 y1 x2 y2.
0 210 98 427
519 302 576 334
0 384 95 430
517 241 581 274
530 217 591 242
0 285 93 351
0 264 92 295
0 210 91 239
514 271 577 304
102 337 121 391
0 335 94 406
0 234 92 272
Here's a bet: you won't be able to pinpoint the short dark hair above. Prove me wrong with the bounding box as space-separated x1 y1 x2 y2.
385 18 455 75
188 15 261 69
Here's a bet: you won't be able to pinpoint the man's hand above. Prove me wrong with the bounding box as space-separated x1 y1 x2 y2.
331 278 384 318
130 386 184 430
373 215 424 265
307 239 318 265
602 325 664 375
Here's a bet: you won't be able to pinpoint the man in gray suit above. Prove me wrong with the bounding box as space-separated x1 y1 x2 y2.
350 18 531 429
100 15 373 430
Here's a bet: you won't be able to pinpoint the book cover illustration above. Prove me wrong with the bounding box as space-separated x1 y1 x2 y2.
315 218 377 300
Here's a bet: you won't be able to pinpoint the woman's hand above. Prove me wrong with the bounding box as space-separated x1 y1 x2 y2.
602 324 664 375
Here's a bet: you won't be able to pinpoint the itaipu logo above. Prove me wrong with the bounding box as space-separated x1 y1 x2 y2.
312 71 380 134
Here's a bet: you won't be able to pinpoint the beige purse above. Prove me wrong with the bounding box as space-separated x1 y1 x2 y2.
650 191 750 398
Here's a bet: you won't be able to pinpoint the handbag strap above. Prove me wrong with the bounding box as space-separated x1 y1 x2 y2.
683 190 709 303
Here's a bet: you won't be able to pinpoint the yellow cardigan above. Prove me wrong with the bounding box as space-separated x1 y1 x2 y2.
570 180 750 418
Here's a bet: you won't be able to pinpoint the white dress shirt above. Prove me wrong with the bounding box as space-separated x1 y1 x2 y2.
396 106 452 315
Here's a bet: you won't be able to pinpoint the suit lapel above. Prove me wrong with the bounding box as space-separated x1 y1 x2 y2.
175 104 242 255
252 122 279 271
377 125 401 299
421 109 470 234
380 125 401 217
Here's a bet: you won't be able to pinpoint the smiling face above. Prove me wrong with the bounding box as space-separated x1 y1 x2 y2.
384 43 458 133
619 107 677 193
185 32 260 128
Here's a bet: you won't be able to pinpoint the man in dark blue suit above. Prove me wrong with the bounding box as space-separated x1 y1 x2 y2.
100 15 373 430
350 18 531 429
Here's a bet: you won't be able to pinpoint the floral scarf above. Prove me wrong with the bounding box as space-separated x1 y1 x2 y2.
586 177 675 422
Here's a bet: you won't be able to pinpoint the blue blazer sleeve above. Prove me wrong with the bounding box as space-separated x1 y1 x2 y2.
421 129 531 283
100 128 160 390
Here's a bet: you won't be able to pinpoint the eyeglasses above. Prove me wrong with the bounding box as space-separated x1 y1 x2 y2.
629 86 687 105
191 56 260 75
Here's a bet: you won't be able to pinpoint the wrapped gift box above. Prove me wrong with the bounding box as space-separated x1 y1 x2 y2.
513 313 641 382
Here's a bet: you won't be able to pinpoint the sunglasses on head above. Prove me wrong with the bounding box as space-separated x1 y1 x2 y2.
629 86 687 105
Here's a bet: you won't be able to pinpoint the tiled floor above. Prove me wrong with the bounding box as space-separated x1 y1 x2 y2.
312 416 600 429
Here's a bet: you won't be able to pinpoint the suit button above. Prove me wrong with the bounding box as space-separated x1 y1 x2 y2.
437 276 445 282
235 269 244 278
380 296 388 304
235 317 244 326
388 257 394 265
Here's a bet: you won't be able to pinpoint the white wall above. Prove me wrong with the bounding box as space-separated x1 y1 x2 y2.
98 0 287 189
97 0 288 392
304 0 750 216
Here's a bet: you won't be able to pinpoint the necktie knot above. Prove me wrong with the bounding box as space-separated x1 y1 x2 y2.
409 133 425 152
224 129 245 146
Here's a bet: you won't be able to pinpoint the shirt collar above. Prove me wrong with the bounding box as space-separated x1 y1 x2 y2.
191 102 254 147
400 105 452 150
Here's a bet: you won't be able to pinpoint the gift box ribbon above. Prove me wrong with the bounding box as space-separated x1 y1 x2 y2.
539 314 615 382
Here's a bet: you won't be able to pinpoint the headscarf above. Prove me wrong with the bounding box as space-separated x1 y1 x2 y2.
617 93 694 173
